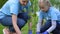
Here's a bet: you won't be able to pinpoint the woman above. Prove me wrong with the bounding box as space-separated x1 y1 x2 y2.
0 0 32 34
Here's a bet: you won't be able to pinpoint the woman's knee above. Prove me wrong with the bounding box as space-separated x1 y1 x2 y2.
1 17 12 26
17 18 26 27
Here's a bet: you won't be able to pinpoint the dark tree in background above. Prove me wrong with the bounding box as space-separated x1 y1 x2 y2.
0 0 7 8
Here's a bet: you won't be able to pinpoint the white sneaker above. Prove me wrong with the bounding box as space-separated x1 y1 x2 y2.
3 29 6 34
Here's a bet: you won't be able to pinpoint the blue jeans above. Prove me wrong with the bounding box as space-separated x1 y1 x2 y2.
0 12 30 32
40 20 60 34
18 12 30 22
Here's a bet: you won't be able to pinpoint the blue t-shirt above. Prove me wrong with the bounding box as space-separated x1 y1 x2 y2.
0 0 31 19
39 7 60 21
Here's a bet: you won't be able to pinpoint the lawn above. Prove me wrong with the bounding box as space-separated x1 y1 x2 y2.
0 23 37 34
0 25 4 34
0 16 38 34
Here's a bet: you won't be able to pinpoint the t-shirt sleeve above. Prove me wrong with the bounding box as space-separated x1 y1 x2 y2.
51 10 58 20
39 11 43 20
10 1 19 15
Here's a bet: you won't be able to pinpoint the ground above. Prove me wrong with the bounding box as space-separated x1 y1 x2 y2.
0 11 37 34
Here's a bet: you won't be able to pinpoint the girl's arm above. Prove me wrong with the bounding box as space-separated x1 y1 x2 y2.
28 16 32 34
46 20 56 33
28 22 32 30
36 18 42 32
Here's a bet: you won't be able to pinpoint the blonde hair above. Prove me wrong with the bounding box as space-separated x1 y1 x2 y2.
38 0 52 7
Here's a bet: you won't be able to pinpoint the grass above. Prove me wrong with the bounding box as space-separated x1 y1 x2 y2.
0 23 36 34
0 16 38 34
0 25 4 34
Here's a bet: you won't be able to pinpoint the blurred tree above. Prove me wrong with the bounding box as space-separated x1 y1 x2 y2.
50 0 60 10
0 0 7 8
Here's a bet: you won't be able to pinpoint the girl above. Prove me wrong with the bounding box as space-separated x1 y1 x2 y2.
36 0 60 34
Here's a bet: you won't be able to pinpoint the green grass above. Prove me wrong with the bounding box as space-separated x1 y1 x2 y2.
0 23 37 34
0 25 4 34
0 24 29 34
0 15 38 34
0 24 28 34
0 17 37 34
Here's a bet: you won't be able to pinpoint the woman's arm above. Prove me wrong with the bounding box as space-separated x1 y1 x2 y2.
12 14 21 34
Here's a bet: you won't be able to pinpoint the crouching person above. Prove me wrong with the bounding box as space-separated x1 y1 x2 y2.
0 0 32 34
36 0 60 34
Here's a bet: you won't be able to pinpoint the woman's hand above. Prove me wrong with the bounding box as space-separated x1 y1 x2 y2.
12 14 21 34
